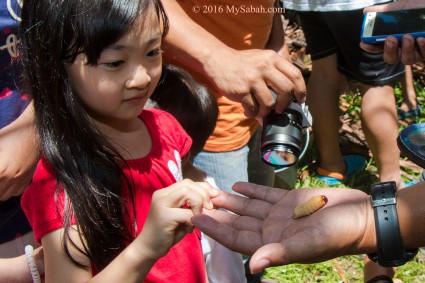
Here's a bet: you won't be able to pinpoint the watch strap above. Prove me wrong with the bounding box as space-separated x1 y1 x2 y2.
367 181 418 267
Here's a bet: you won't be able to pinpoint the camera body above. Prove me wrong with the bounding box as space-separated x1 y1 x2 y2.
261 99 312 169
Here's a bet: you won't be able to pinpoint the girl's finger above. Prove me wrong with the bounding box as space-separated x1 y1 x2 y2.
159 180 216 214
167 208 196 226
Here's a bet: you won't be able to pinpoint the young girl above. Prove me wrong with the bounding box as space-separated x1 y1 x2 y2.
19 0 218 282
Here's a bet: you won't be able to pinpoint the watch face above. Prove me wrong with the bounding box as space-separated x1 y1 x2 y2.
368 249 419 267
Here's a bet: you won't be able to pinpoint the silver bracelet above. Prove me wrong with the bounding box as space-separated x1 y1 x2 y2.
24 245 41 283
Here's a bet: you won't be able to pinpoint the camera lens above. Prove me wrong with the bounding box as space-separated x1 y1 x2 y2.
261 109 303 168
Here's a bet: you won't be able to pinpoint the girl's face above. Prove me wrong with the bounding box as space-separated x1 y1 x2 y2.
66 10 162 129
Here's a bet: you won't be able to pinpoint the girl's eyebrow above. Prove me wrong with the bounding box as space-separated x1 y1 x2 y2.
105 34 162 51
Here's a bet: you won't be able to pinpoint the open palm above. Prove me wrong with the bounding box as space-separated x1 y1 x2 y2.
192 182 373 273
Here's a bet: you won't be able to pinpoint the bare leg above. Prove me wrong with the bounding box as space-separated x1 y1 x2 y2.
306 54 345 173
364 256 396 283
359 83 401 186
360 83 401 282
399 65 417 112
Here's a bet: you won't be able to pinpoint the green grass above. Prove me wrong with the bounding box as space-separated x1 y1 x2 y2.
264 253 425 282
262 81 425 282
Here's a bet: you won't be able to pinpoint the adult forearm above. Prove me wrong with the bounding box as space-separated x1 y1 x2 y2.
353 182 425 255
0 102 39 200
161 0 306 118
397 182 425 249
161 0 231 76
265 1 288 58
0 101 36 136
0 255 34 283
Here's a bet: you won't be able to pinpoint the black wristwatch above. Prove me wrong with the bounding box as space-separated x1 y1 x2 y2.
367 181 418 267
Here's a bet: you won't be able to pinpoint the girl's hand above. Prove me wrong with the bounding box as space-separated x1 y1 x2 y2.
39 180 220 283
137 179 219 261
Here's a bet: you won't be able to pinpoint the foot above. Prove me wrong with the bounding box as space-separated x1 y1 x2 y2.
316 155 367 186
364 257 396 283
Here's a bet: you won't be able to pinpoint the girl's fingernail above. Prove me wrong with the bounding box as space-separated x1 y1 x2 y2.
208 201 214 209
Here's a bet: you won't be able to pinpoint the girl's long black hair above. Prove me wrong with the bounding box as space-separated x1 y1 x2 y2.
20 0 169 270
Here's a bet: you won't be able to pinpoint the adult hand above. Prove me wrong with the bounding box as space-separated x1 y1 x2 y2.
161 0 306 118
360 0 425 64
0 104 39 200
202 48 306 118
192 182 375 273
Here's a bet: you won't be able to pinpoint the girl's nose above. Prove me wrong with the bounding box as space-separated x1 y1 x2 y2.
126 65 151 89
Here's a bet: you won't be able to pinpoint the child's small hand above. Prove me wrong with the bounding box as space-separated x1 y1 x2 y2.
137 179 219 261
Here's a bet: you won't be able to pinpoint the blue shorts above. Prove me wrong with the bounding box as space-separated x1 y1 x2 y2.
0 196 32 244
296 9 405 85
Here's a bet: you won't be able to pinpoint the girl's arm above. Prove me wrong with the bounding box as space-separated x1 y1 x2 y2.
41 180 218 283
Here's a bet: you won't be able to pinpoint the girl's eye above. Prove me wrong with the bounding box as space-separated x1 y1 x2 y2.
147 48 162 57
103 60 124 69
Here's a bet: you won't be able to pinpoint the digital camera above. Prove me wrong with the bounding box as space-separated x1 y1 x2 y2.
261 93 312 169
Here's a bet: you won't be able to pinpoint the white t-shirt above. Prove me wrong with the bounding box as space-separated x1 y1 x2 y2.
282 0 394 12
202 175 246 283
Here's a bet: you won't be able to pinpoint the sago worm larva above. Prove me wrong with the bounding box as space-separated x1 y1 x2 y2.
293 195 328 219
